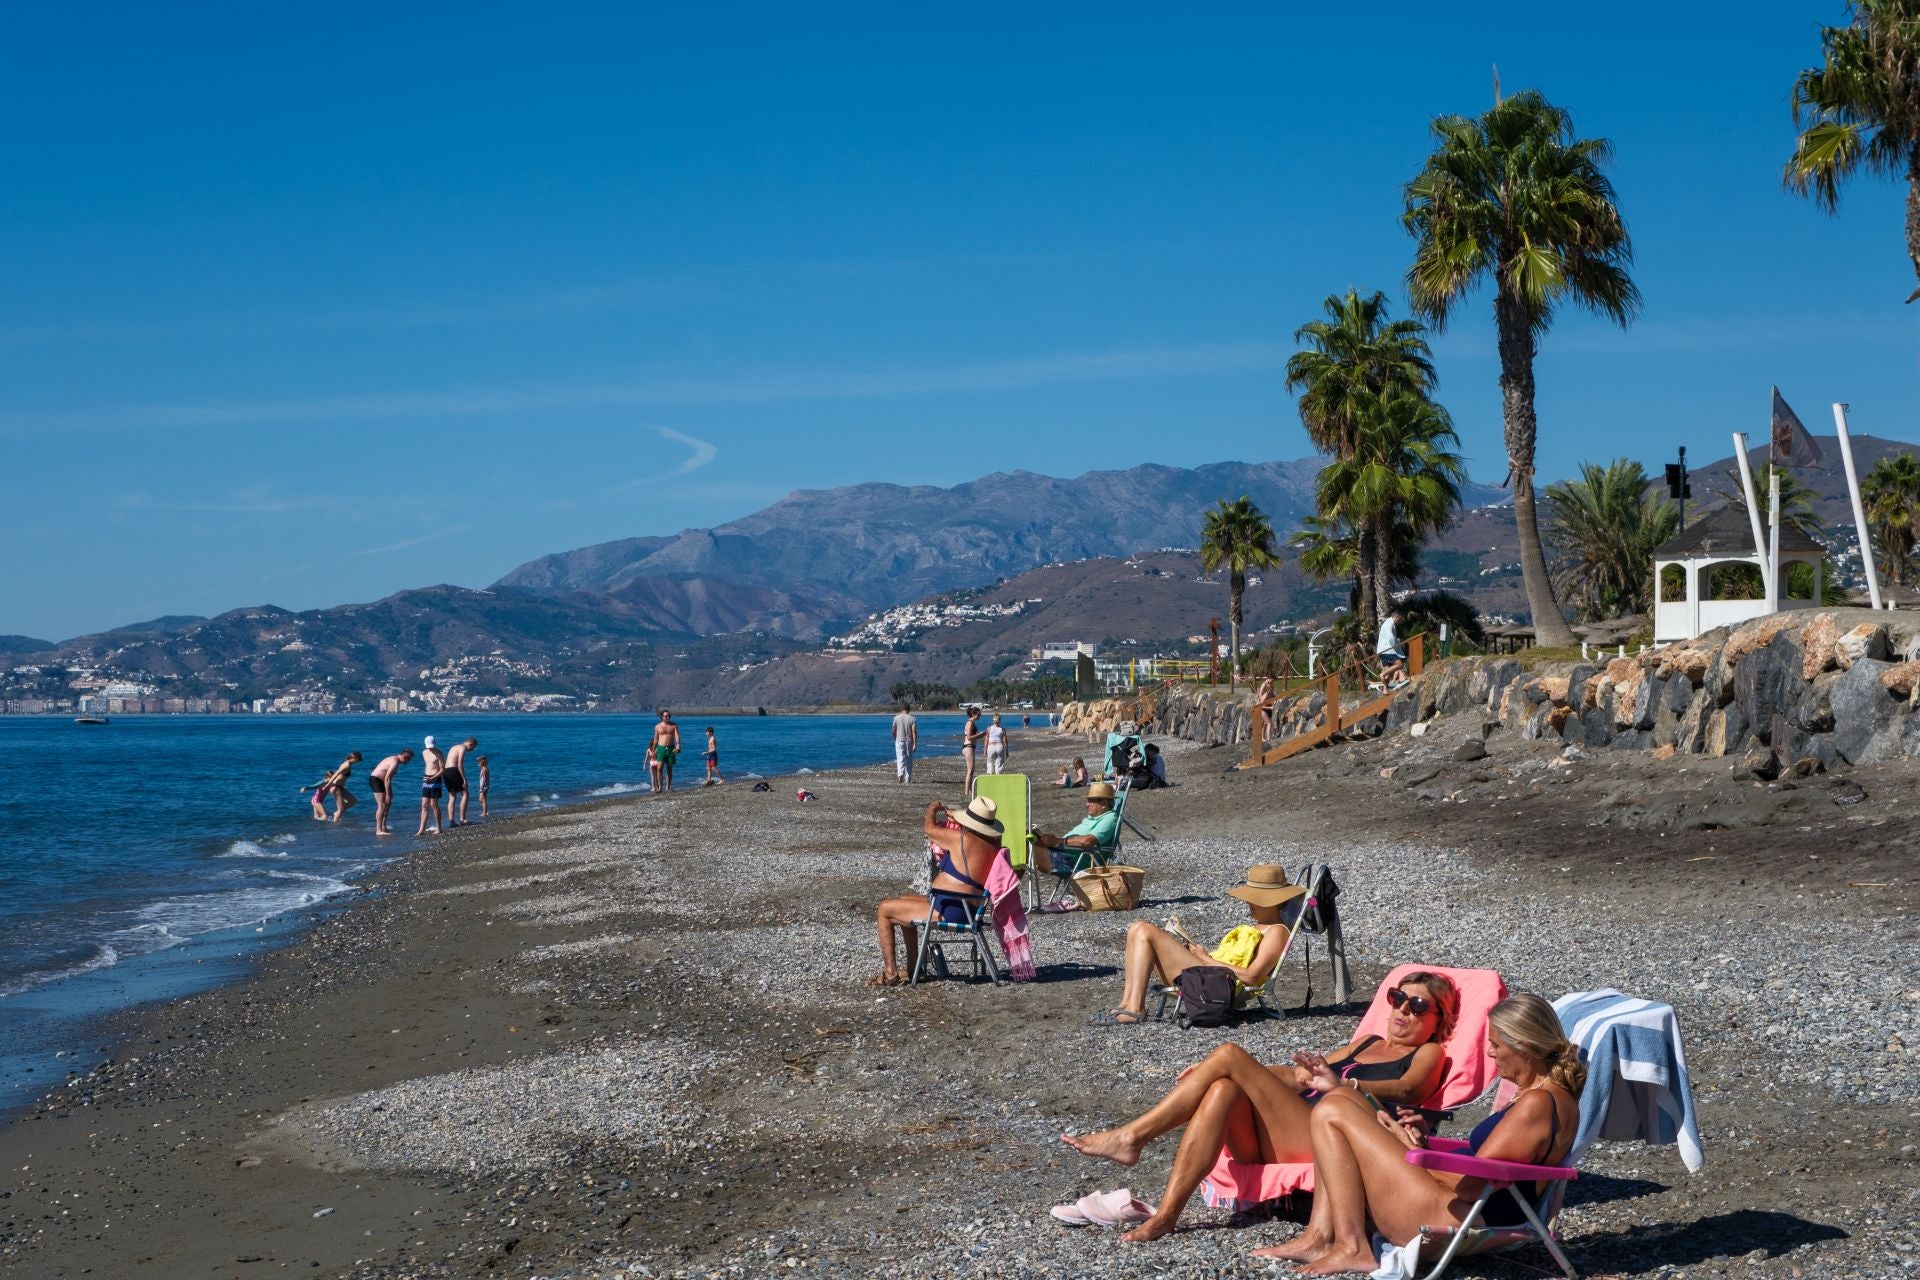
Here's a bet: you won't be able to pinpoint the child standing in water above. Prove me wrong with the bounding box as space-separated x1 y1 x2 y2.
476 755 491 817
704 727 723 784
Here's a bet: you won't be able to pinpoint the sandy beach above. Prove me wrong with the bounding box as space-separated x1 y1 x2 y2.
1 724 1914 1279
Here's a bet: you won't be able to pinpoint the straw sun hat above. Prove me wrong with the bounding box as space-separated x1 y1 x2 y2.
952 796 1005 841
1227 864 1307 908
1086 781 1117 801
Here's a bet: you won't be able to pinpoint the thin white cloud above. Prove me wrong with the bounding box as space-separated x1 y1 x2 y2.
345 525 472 560
607 427 719 492
1 340 1289 435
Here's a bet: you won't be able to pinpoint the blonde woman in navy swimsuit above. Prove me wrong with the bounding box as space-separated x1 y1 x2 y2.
1060 972 1459 1243
1259 991 1582 1272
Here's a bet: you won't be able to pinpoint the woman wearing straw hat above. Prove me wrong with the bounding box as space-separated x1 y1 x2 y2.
1088 865 1300 1027
868 795 1005 987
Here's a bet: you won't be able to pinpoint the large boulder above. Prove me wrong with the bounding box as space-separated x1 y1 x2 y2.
1771 713 1839 773
1831 658 1914 765
1655 645 1713 685
1674 687 1712 754
1881 660 1920 701
1799 612 1840 680
1733 632 1805 745
1792 670 1839 734
1579 705 1613 748
1614 671 1658 730
1835 623 1890 671
1706 703 1750 757
1566 663 1598 711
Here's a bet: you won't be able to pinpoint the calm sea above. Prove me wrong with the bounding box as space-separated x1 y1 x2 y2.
0 711 973 1114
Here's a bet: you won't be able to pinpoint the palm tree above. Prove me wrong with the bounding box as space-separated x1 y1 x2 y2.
1723 464 1826 539
1404 89 1641 646
1289 513 1361 614
1286 290 1439 634
1784 1 1920 302
1200 497 1279 689
1544 459 1680 621
1315 390 1466 630
1863 451 1920 585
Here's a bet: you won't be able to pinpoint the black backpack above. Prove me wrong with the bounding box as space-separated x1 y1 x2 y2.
1175 966 1237 1028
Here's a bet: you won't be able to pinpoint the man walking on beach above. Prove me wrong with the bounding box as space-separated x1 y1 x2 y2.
891 702 917 783
649 710 682 793
369 748 413 836
417 735 446 836
444 736 478 826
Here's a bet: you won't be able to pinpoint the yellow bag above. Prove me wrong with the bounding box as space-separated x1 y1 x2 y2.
1209 924 1264 969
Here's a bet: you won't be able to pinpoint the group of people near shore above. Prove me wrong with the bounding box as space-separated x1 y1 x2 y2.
890 703 1049 788
304 736 487 836
647 710 724 792
864 741 1587 1270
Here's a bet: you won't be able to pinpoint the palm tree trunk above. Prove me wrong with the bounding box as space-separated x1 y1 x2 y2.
1906 151 1920 303
1495 287 1578 646
1355 521 1380 638
1228 571 1245 690
1372 520 1396 629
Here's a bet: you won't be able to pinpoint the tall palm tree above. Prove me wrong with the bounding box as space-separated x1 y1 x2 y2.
1200 497 1279 690
1544 459 1680 621
1285 290 1439 634
1723 464 1826 539
1784 1 1920 302
1404 89 1641 646
1315 390 1466 628
1289 513 1362 615
1863 451 1920 585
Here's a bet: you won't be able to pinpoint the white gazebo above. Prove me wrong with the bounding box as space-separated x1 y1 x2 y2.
1652 505 1824 643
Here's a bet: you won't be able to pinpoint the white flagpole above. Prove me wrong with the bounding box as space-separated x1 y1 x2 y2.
1833 403 1884 609
1768 466 1782 612
1732 432 1771 583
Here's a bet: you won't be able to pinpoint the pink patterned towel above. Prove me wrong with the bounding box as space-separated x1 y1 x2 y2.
985 851 1036 981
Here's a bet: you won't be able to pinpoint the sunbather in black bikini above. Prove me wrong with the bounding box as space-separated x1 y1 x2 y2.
1060 973 1460 1243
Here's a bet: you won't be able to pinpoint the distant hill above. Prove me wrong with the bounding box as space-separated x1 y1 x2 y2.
495 458 1511 634
0 635 55 656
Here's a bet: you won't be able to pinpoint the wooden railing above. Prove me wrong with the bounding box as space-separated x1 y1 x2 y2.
1242 633 1426 769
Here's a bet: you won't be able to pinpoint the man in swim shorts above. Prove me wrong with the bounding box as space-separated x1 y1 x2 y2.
649 709 681 793
444 736 477 826
416 735 445 837
369 748 413 836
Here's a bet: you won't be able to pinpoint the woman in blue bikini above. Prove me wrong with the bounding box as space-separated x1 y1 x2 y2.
868 796 1004 987
1258 991 1582 1273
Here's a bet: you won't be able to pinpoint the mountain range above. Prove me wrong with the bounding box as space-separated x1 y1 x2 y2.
1 438 1905 710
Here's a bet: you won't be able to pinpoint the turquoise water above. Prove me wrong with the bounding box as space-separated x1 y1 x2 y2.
0 711 970 1113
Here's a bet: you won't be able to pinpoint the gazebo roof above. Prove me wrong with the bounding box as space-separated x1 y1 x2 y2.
1653 504 1822 559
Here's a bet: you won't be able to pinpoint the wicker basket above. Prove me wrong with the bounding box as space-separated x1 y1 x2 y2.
1072 864 1146 912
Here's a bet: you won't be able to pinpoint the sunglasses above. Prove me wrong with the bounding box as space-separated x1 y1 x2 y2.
1386 988 1435 1016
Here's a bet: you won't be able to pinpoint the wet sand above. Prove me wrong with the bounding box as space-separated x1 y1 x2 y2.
0 726 1914 1279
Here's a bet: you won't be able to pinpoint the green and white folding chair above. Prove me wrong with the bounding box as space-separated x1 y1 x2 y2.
972 773 1036 907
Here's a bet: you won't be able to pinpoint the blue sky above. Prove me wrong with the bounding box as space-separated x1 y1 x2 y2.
2 2 1914 641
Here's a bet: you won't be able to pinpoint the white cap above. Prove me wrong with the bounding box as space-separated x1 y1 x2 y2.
424 735 436 748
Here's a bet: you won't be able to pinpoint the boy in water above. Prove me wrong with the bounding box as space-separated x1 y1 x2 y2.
417 735 446 836
704 726 723 785
476 755 490 817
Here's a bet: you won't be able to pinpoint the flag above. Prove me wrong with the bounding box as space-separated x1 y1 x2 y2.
1770 387 1824 468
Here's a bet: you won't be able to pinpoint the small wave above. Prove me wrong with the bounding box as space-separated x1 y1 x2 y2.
263 833 297 846
587 781 650 797
0 944 121 997
796 767 815 775
219 839 290 859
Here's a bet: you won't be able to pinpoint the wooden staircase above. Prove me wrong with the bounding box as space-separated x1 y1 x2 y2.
1240 633 1426 768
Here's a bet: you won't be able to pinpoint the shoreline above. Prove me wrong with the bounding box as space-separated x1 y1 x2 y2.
0 727 1912 1277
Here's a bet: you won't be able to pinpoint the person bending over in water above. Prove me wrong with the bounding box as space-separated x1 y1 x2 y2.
308 752 361 822
1060 971 1458 1244
649 709 681 793
1256 991 1576 1272
868 796 1003 987
444 736 477 826
368 748 413 835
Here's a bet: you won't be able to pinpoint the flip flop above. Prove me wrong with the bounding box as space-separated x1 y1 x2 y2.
1087 1009 1147 1026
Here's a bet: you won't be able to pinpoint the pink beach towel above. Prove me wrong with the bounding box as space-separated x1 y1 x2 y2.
985 851 1036 982
1200 964 1508 1210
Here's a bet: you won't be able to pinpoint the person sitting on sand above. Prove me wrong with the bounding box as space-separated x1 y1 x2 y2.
869 796 1004 987
1254 991 1575 1272
1072 757 1089 787
1088 864 1301 1026
1060 969 1458 1244
307 751 361 822
1030 781 1119 873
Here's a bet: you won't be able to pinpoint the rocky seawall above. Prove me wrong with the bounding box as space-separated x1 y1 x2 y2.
1107 610 1920 779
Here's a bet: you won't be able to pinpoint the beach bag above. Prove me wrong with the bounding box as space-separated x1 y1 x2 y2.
1175 966 1237 1028
1071 864 1145 912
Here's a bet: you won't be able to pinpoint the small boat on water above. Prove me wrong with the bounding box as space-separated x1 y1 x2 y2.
74 716 110 725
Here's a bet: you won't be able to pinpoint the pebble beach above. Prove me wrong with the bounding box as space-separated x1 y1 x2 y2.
1 724 1915 1279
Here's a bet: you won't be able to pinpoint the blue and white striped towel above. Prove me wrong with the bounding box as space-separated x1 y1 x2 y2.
1553 988 1704 1173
